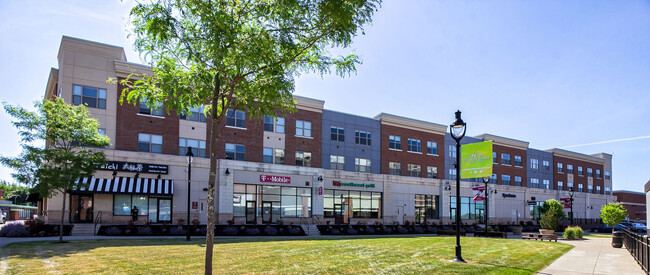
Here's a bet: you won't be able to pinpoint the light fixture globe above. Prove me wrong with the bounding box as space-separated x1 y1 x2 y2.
186 146 194 164
569 187 574 197
450 110 466 140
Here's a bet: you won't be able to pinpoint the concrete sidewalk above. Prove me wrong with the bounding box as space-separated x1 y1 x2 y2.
539 237 644 275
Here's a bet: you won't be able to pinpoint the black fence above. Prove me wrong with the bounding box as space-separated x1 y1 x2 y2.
622 228 649 273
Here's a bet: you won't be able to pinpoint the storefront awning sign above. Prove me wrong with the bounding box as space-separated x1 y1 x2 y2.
73 177 173 195
259 174 291 184
460 141 493 179
472 186 486 202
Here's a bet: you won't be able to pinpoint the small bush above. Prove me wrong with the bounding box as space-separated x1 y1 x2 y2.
0 221 29 237
105 227 122 236
288 226 301 236
563 226 584 240
346 227 358 235
222 227 238 236
170 226 187 235
245 228 260 236
137 226 153 235
264 226 278 236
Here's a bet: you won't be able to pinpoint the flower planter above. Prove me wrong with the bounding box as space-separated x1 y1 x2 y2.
612 231 623 248
512 226 523 235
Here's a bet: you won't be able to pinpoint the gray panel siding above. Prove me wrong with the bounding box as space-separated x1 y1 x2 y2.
444 134 482 181
322 110 381 174
526 148 554 189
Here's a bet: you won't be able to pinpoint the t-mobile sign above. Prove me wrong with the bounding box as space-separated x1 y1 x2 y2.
259 174 291 184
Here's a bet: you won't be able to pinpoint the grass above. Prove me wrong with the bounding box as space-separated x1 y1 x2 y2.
583 233 613 238
1 236 572 274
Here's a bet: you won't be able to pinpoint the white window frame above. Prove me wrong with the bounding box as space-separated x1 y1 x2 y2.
296 120 312 137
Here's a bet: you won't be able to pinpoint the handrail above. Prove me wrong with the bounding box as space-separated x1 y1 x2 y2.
93 211 103 236
313 216 323 225
300 217 309 236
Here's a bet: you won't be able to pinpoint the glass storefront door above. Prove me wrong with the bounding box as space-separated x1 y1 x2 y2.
246 201 256 224
70 194 93 223
158 199 171 222
148 198 158 223
262 202 272 223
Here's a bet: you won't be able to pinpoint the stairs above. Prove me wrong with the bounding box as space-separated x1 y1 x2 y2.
301 224 321 236
71 223 97 236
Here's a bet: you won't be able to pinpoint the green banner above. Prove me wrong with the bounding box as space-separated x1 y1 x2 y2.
460 141 493 179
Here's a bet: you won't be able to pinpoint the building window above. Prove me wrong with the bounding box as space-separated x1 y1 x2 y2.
226 109 246 128
557 181 563 190
493 152 497 164
501 153 511 165
557 163 563 173
530 159 539 169
355 130 371 145
427 166 438 179
138 133 162 153
73 85 106 109
407 138 421 153
263 148 273 163
543 160 550 170
449 196 485 221
330 155 345 170
543 180 550 190
577 183 583 192
389 135 401 150
139 97 163 116
355 158 371 172
514 176 522 186
605 171 611 180
426 141 438 155
514 155 522 166
605 187 611 195
586 168 593 177
567 182 574 190
225 143 245 160
295 120 312 137
567 164 573 174
234 184 311 219
274 149 285 164
389 162 401 175
295 151 312 167
261 149 285 164
264 116 285 133
408 164 421 177
330 126 344 142
113 194 170 220
449 169 457 180
596 186 601 194
596 169 601 179
530 178 539 188
449 145 457 158
180 106 206 122
588 185 593 193
501 175 511 185
324 190 382 218
578 166 583 176
179 138 206 157
415 195 439 223
490 174 497 184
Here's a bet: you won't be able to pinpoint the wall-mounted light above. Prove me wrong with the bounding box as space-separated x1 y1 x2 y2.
134 172 140 179
203 188 208 192
157 174 161 180
112 171 117 180
225 168 230 176
318 175 323 182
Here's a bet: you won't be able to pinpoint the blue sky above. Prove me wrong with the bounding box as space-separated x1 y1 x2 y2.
0 1 648 192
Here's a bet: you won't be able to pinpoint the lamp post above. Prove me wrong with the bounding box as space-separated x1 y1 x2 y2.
186 146 194 242
450 110 466 263
569 187 574 226
483 177 489 234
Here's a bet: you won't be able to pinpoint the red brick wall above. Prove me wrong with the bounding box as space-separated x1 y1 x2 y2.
615 192 646 204
284 109 322 168
553 156 604 193
492 145 527 186
379 124 445 178
213 111 264 162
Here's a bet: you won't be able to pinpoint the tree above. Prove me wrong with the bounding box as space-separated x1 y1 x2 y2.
600 203 628 227
121 1 380 273
0 181 32 205
540 199 566 230
0 98 109 242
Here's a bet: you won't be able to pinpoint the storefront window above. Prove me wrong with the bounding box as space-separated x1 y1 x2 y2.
233 184 311 219
415 194 439 223
449 196 484 221
323 189 382 218
529 201 544 221
113 194 168 221
114 194 132 215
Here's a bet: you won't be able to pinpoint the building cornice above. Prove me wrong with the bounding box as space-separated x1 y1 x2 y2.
44 68 59 101
294 95 324 113
374 113 447 135
546 148 605 164
58 36 126 62
114 60 154 79
474 133 529 150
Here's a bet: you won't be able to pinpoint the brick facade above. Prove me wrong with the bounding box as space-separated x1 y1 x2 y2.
614 191 646 221
492 144 527 186
284 109 322 168
553 156 604 194
380 124 445 178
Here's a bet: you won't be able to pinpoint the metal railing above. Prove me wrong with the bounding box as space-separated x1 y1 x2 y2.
300 217 310 236
622 228 649 273
93 211 103 236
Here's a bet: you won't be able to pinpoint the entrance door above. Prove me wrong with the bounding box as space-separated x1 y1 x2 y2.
262 202 272 223
158 199 172 222
246 201 257 224
396 206 404 225
70 194 93 223
415 207 424 224
334 204 347 224
148 198 158 223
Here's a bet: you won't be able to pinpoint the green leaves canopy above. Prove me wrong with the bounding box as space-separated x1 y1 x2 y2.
600 203 628 227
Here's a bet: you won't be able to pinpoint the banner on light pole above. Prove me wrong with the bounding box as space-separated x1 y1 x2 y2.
460 141 493 179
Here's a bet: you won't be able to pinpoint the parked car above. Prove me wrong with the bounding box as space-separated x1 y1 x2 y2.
614 223 631 231
591 225 613 233
630 223 647 233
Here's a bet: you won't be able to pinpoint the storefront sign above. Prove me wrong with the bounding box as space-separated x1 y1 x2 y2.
332 180 376 189
560 198 572 209
472 186 485 202
460 141 493 179
259 174 291 184
98 161 169 174
192 202 198 209
318 186 323 195
502 193 516 198
527 200 537 205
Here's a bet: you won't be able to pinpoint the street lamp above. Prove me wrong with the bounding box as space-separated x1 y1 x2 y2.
450 110 466 263
568 187 574 226
483 177 489 234
186 146 194 242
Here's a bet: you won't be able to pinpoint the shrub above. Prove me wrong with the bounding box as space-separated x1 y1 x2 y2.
346 227 357 235
245 228 260 236
574 226 584 238
105 226 122 236
170 226 187 235
397 226 408 234
264 226 278 236
541 199 566 230
600 203 628 227
137 226 153 235
563 226 584 240
0 221 29 237
540 207 558 230
288 226 301 235
222 227 238 236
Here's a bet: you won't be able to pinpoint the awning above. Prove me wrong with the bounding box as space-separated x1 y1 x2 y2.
74 177 174 195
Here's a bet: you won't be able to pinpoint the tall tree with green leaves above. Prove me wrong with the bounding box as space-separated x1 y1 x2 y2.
122 1 380 272
0 98 109 242
600 203 628 228
0 181 32 205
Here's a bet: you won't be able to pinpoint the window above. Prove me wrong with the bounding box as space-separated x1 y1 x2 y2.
543 160 550 170
449 196 485 221
179 138 206 157
295 120 312 137
330 155 345 170
408 164 421 177
263 148 273 163
577 183 583 192
407 138 421 153
113 194 155 218
235 184 312 219
490 174 497 184
514 176 522 186
139 96 163 116
588 185 593 193
73 85 106 109
415 195 440 223
426 141 438 155
543 180 550 190
226 109 246 128
514 155 522 166
449 169 457 180
530 178 539 188
295 151 312 167
274 149 285 164
567 182 574 190
530 158 539 169
355 130 371 145
597 186 601 194
578 166 583 176
557 181 563 190
180 106 206 122
225 143 245 160
389 162 401 175
355 158 371 172
262 148 285 164
501 153 511 165
605 187 611 195
264 116 285 133
567 164 573 174
449 145 457 158
587 168 593 177
596 169 601 179
324 190 382 218
493 152 497 164
427 166 438 179
501 175 511 185
605 171 611 180
138 134 162 153
557 163 563 173
389 135 401 150
330 126 344 142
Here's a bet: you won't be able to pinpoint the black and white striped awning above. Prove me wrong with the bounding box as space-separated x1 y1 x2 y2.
74 177 173 195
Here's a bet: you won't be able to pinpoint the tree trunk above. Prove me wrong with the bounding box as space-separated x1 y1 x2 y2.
59 190 66 243
204 74 221 275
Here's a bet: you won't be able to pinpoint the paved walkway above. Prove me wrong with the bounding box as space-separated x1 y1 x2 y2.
539 237 644 275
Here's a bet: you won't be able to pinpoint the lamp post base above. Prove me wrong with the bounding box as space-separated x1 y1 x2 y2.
451 246 466 263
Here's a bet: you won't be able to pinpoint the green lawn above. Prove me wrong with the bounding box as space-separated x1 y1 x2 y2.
1 236 572 274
